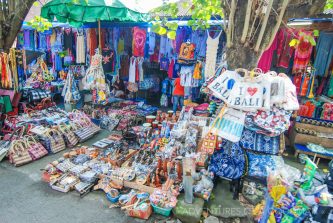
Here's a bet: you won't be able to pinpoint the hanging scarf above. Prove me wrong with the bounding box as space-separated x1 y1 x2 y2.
9 48 18 91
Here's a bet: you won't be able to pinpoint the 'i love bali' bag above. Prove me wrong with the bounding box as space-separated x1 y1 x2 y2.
24 135 48 160
210 106 246 143
207 70 240 103
8 139 32 166
239 129 281 155
228 73 265 111
209 140 247 180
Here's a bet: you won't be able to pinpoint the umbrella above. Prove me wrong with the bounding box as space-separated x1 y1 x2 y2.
41 0 150 49
41 0 150 27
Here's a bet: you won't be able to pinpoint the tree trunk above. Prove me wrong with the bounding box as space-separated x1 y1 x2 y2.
225 0 326 70
0 0 35 50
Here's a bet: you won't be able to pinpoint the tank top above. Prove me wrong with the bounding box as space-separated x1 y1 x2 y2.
204 31 222 79
76 31 85 64
129 56 136 83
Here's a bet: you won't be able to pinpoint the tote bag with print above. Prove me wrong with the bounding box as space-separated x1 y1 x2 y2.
228 78 264 111
208 70 240 103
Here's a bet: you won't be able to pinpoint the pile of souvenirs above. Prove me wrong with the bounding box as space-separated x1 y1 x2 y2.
41 107 215 219
0 104 100 166
252 157 333 222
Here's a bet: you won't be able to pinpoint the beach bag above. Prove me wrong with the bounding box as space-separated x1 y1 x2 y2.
246 151 284 179
209 140 247 180
8 139 32 166
228 77 264 111
199 133 217 155
245 106 292 137
24 135 48 160
210 107 245 142
72 120 95 142
58 124 79 148
240 129 280 155
41 129 66 153
208 70 240 103
278 73 299 111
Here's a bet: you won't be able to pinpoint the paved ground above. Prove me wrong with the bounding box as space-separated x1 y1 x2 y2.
0 129 328 223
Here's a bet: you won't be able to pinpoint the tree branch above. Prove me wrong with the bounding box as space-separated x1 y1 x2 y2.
241 0 253 44
254 0 274 52
266 0 289 50
226 0 236 48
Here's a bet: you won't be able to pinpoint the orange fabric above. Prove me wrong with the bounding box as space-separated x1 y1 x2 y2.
173 78 184 96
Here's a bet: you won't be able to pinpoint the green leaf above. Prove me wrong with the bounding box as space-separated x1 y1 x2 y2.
309 38 316 46
313 30 319 37
33 1 39 7
181 2 189 9
167 30 176 40
155 16 160 21
158 27 167 35
289 39 298 47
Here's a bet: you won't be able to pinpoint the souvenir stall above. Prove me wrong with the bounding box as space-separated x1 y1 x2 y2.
256 20 333 164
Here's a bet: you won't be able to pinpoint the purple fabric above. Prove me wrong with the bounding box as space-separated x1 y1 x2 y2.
24 30 30 49
176 28 185 53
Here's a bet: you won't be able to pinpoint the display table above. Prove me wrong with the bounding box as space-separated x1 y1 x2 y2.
294 144 333 165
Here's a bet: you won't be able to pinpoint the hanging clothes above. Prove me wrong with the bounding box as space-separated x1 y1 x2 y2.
314 32 333 76
148 32 156 55
76 30 85 64
168 59 175 79
276 28 296 69
178 42 196 61
0 53 12 89
257 34 278 72
191 30 208 58
129 56 136 83
64 28 74 54
193 61 203 80
180 65 194 87
119 55 130 78
137 57 144 82
292 31 314 73
89 29 98 59
102 48 114 74
17 31 24 49
204 31 222 79
132 27 146 57
160 57 170 71
176 28 186 53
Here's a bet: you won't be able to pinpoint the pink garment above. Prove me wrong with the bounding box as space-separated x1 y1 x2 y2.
168 59 175 78
277 28 296 68
257 34 278 72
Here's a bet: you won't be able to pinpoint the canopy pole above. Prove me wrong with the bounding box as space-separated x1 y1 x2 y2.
98 19 102 52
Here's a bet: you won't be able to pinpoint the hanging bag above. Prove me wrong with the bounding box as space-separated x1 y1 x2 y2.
228 69 265 111
210 106 246 143
209 140 247 180
239 129 281 155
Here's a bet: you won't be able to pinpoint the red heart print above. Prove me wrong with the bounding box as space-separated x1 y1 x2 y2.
247 87 258 96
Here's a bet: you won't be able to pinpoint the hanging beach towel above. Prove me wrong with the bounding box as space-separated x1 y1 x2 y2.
210 107 245 142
